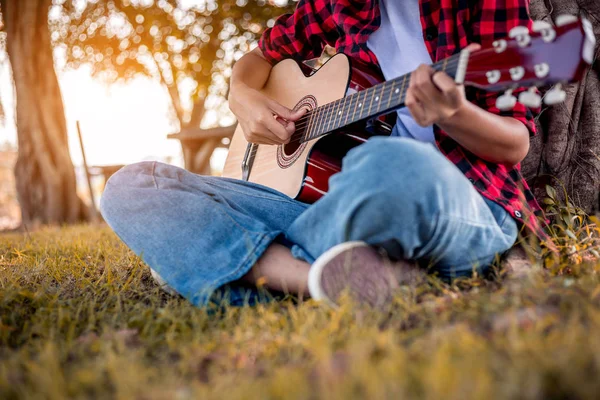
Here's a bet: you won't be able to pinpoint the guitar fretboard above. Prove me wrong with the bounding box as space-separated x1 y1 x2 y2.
298 51 465 143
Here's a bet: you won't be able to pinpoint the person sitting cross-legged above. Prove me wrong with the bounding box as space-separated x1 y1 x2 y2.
100 0 547 308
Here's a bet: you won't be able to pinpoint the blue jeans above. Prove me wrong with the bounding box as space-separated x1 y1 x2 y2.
100 137 518 307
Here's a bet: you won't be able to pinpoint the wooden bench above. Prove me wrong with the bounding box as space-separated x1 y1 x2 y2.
168 125 236 175
89 165 125 182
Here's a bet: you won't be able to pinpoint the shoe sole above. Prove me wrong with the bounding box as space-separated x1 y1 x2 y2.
308 241 396 308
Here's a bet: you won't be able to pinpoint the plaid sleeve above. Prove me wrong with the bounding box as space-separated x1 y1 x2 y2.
258 0 337 65
467 0 538 136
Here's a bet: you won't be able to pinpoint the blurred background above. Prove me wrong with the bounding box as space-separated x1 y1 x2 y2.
0 0 295 230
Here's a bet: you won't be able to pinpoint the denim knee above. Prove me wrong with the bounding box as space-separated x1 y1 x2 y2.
337 137 465 215
100 162 157 222
324 137 479 258
104 162 157 188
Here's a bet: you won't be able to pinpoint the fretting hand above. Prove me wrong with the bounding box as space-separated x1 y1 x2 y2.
405 44 481 127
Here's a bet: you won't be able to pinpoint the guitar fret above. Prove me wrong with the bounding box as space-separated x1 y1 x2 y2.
313 106 324 139
351 90 360 122
322 106 330 135
327 101 337 133
337 98 348 131
354 93 362 118
356 91 364 120
399 75 408 103
351 93 360 123
344 92 354 127
343 96 352 125
324 103 334 133
322 103 332 135
367 86 375 119
328 100 337 131
336 98 344 129
367 84 376 117
386 80 395 110
330 100 341 131
332 100 342 132
308 108 317 140
305 108 316 140
321 104 331 135
377 83 384 114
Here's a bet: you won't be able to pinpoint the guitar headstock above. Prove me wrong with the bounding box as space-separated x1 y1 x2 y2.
460 16 596 110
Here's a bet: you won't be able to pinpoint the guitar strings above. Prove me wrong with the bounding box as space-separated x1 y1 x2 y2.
225 74 441 168
225 52 486 168
226 58 467 165
286 54 463 134
224 57 470 165
286 55 465 141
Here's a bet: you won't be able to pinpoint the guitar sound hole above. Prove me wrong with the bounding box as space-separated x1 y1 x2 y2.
276 95 315 169
282 133 303 156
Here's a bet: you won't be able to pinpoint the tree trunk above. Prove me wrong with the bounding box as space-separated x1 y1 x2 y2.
524 0 600 214
1 0 88 226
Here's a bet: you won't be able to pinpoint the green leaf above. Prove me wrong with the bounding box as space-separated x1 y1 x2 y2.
565 230 577 240
546 185 557 200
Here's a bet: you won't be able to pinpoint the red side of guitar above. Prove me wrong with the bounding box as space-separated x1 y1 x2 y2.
299 63 394 203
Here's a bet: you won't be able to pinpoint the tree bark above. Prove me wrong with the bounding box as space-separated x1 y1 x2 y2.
1 0 88 225
524 0 600 214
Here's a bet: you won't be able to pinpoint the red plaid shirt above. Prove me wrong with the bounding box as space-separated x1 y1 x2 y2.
258 0 548 240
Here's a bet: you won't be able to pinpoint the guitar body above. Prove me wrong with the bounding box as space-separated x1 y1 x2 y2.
222 54 392 203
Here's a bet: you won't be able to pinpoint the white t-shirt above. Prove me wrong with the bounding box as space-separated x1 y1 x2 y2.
366 0 435 144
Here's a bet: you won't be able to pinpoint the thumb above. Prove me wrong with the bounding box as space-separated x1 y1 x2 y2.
269 100 306 121
464 43 482 52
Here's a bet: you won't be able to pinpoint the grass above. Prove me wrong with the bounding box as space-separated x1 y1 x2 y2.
2 222 600 399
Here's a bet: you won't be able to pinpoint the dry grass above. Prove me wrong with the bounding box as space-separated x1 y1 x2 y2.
1 221 600 399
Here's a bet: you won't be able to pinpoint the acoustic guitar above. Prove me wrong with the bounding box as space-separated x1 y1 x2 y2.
223 16 595 203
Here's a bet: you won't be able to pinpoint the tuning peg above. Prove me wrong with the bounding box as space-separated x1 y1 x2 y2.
492 39 508 53
532 21 552 31
509 66 525 81
509 26 531 47
486 70 501 84
555 15 578 27
496 90 517 111
509 26 529 37
534 63 550 78
582 18 596 64
544 84 567 105
532 20 556 42
519 88 542 108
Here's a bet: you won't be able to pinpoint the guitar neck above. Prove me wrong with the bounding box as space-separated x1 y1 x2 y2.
300 51 467 142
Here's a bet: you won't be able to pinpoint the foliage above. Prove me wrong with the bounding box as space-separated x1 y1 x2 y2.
541 183 600 272
53 0 295 126
2 224 600 399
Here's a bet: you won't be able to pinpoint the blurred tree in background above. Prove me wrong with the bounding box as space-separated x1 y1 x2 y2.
56 0 295 130
0 0 294 227
0 0 89 226
0 19 5 127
